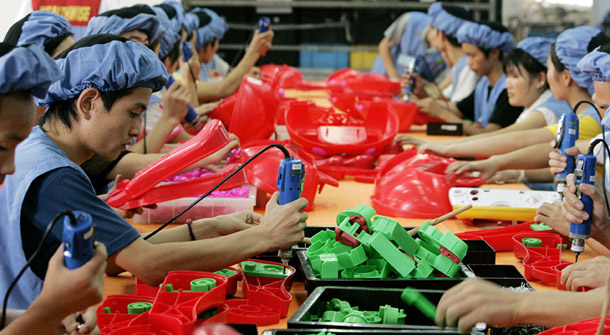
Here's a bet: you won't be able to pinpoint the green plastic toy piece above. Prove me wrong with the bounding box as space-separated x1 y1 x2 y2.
318 254 339 279
310 229 336 245
363 310 382 324
418 221 468 260
127 302 152 314
327 298 352 314
530 223 554 231
213 268 238 278
411 257 435 279
241 261 293 278
378 304 406 325
190 278 217 292
104 307 111 314
401 287 437 321
372 215 419 255
335 245 368 270
336 205 376 228
321 310 345 322
557 243 567 250
366 258 392 278
414 239 461 278
351 264 382 278
369 232 415 277
522 238 542 247
342 311 368 324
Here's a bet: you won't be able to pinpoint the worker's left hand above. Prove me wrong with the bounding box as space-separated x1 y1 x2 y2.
98 175 157 218
59 307 99 335
395 135 427 148
561 256 610 291
248 30 274 57
436 278 521 332
445 158 499 181
534 201 569 236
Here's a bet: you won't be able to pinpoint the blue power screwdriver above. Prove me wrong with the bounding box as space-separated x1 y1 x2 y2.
182 41 193 62
62 211 95 269
402 57 418 102
165 75 198 124
258 17 271 33
555 112 579 195
276 156 305 273
570 154 596 262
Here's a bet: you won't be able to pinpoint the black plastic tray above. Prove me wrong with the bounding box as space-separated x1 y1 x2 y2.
263 328 483 335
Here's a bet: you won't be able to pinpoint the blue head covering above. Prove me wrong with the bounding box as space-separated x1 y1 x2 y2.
427 3 472 39
555 26 603 95
577 44 610 82
0 43 62 99
184 12 199 36
516 37 554 67
85 5 160 42
156 1 185 36
191 8 228 51
152 7 181 60
4 11 72 54
456 21 514 53
39 34 167 107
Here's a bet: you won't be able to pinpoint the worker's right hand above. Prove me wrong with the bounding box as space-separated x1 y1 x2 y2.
258 192 308 251
561 256 610 291
419 141 450 156
534 201 569 236
548 140 580 176
38 242 107 318
395 135 427 148
561 173 610 243
248 30 274 57
445 158 499 181
162 80 191 124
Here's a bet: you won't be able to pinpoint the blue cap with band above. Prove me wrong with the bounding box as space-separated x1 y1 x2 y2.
456 21 514 52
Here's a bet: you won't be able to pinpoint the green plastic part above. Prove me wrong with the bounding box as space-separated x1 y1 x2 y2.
369 232 415 277
213 268 238 278
328 298 352 314
367 258 392 278
557 243 567 250
310 229 336 245
190 278 216 292
127 302 152 315
337 216 363 240
351 264 381 278
336 205 376 228
418 221 468 260
241 261 293 278
318 254 339 279
530 223 554 231
322 310 345 322
363 311 382 324
372 216 419 255
414 239 461 278
104 307 111 314
522 238 542 247
378 304 406 325
343 311 368 324
411 257 435 279
401 287 437 321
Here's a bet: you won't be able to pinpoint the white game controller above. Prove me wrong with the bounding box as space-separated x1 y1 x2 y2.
449 187 562 221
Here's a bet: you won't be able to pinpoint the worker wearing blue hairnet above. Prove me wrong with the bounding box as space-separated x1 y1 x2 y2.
4 11 73 57
85 4 160 47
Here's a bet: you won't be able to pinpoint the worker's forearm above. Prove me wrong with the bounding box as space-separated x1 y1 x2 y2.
489 143 554 171
515 289 605 327
523 168 554 183
198 51 259 102
456 129 552 156
130 117 180 154
107 153 164 180
1 304 62 335
144 218 220 244
379 38 398 79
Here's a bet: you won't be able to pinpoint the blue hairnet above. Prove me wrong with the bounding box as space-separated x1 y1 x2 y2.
184 12 199 36
456 21 514 52
39 35 168 107
191 8 228 51
0 43 62 98
427 3 471 39
152 7 181 59
516 37 554 67
555 26 602 95
85 8 160 41
577 45 610 82
157 1 185 35
16 11 71 50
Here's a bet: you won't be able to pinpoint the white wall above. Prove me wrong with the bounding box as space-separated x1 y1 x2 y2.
591 0 610 26
0 0 177 40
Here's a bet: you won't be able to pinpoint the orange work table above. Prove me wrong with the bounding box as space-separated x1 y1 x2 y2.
103 90 607 332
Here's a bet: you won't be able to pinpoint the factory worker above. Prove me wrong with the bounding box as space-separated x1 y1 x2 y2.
190 8 229 82
440 26 609 183
371 11 445 82
408 3 479 102
4 11 74 57
85 4 160 47
0 42 107 335
0 34 307 310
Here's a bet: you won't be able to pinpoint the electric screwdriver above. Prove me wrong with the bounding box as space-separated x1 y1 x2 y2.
63 211 95 269
258 17 271 33
165 75 198 124
555 112 579 196
402 57 418 102
276 157 305 273
570 153 596 262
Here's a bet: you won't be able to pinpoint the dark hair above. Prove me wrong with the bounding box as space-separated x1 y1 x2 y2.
202 38 218 50
44 33 74 55
99 4 154 18
0 42 17 57
161 41 180 64
503 48 548 89
549 42 566 72
54 34 129 59
0 91 32 112
476 21 509 60
194 11 211 28
186 30 194 42
40 88 136 129
3 14 30 45
600 43 610 54
156 4 177 19
439 6 473 48
588 32 610 52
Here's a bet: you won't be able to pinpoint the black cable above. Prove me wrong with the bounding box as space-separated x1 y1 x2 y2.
143 111 147 155
228 24 257 70
144 144 291 240
587 138 610 215
1 210 77 330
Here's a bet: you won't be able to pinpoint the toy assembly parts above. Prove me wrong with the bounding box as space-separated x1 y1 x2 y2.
306 205 469 280
97 260 296 334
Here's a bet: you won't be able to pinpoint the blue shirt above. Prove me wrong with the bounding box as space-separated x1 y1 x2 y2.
21 167 141 279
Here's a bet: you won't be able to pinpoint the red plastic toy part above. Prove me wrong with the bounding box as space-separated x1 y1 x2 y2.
538 316 610 335
372 150 485 219
238 140 338 211
285 100 399 157
106 120 232 208
325 69 402 95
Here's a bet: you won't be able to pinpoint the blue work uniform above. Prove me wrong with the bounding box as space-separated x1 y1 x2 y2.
473 74 507 128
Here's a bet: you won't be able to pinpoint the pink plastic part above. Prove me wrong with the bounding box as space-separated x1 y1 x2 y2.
238 140 338 211
372 151 485 219
285 100 399 158
106 120 232 208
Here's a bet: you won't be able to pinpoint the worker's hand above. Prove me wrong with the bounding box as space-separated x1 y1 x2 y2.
248 30 274 57
38 243 107 321
561 173 610 243
248 66 262 79
193 99 223 129
395 135 427 148
99 175 157 219
401 70 426 98
534 201 569 236
213 210 263 236
419 141 450 156
561 256 610 291
436 278 521 331
445 159 499 181
489 169 522 184
206 134 240 164
162 80 192 124
258 192 308 251
548 140 581 176
59 307 99 335
179 46 202 81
